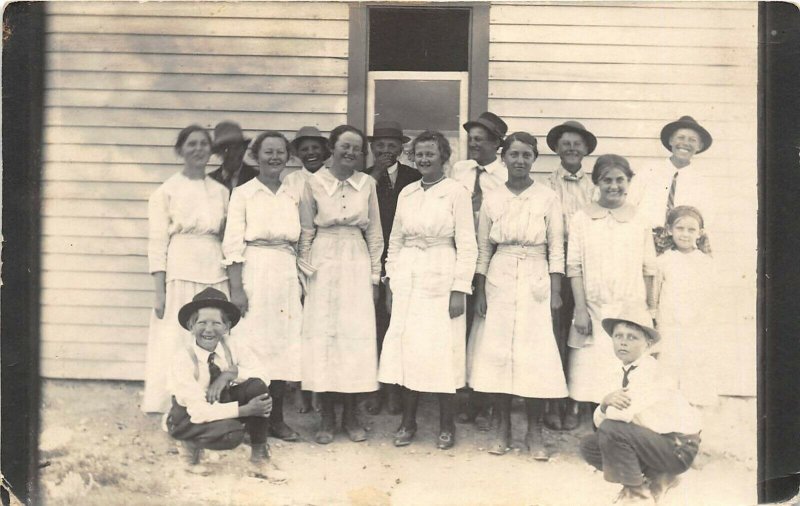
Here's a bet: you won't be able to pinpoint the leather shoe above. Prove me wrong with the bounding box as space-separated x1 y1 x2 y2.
392 425 416 447
343 421 367 442
269 420 300 442
436 430 455 450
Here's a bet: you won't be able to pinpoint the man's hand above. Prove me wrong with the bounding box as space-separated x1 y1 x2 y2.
240 393 273 418
206 371 236 404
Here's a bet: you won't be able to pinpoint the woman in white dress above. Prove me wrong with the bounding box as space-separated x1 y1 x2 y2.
379 131 477 450
469 132 567 460
223 131 303 441
567 154 656 429
298 125 384 444
142 125 230 413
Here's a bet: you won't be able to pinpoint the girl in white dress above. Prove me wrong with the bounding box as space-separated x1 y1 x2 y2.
379 131 477 450
223 131 304 441
298 125 384 444
652 205 718 406
469 132 567 460
567 154 656 430
143 125 230 413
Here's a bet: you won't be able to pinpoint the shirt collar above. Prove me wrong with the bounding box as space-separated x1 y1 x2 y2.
667 157 692 171
321 168 368 197
387 162 399 176
479 157 505 176
251 177 288 196
558 164 586 181
192 342 216 364
624 353 655 373
584 202 637 222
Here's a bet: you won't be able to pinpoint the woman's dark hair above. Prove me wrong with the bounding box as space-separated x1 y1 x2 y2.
174 124 212 153
500 131 539 159
250 131 292 160
328 125 368 156
411 130 452 163
665 205 712 255
591 154 635 185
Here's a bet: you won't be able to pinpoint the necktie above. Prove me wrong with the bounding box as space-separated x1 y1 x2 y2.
472 166 485 213
622 365 637 388
208 352 222 385
666 171 679 218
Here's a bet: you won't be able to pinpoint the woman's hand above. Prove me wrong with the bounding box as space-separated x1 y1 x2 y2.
230 286 249 317
153 290 166 319
573 307 592 335
473 288 487 318
373 284 380 304
449 291 466 319
384 280 393 315
550 291 563 311
601 389 631 412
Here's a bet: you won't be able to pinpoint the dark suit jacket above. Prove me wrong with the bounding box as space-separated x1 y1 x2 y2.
364 162 421 273
207 163 259 193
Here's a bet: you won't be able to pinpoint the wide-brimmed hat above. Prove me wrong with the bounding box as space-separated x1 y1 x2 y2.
368 120 410 144
211 121 251 154
178 287 241 330
463 112 508 140
291 126 328 151
602 309 660 344
546 120 598 155
660 116 713 153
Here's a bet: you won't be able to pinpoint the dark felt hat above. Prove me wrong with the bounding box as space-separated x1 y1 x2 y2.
291 126 328 151
368 120 411 144
178 287 241 331
602 309 661 344
211 121 251 154
546 120 598 155
463 112 508 140
660 116 713 153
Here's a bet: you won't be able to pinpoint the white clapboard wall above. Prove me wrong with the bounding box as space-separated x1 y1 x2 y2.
41 1 349 380
490 2 757 396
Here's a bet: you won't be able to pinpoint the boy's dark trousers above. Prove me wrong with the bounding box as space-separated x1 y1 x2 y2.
580 420 700 486
167 378 269 450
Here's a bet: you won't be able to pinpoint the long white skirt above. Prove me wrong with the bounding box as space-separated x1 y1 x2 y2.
379 245 466 393
229 246 303 382
301 226 378 393
468 251 567 398
142 279 229 413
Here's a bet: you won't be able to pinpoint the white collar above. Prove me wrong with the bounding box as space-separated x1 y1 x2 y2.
477 157 505 176
558 164 586 180
251 177 286 196
320 168 368 197
192 342 216 364
666 157 692 172
387 162 399 176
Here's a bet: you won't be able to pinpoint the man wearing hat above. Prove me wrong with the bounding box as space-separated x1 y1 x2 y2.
629 116 715 237
579 309 701 504
450 111 508 428
545 120 598 431
364 120 421 415
283 126 331 189
208 121 259 193
166 287 279 475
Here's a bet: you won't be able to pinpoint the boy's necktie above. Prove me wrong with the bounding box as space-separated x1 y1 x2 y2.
472 166 485 213
622 365 637 388
666 170 679 218
208 352 222 385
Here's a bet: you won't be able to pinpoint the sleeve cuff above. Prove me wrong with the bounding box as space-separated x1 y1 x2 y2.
221 255 245 267
475 262 489 276
566 265 583 278
371 274 381 285
548 266 565 275
451 279 473 295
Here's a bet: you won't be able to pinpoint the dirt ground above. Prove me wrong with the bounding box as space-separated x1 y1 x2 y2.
37 380 757 506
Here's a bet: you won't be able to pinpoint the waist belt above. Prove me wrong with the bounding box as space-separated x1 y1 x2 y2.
495 243 546 259
316 225 364 239
403 236 455 250
246 239 297 256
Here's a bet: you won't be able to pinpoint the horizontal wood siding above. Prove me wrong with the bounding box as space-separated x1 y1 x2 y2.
489 2 757 396
41 1 348 380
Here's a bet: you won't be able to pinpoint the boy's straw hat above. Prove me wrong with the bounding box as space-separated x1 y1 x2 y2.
602 308 660 343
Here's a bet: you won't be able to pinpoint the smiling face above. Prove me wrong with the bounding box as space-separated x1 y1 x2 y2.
502 140 536 180
191 307 228 353
256 136 289 178
611 322 652 365
669 128 704 167
467 126 501 165
331 131 363 171
370 138 403 167
669 215 702 253
556 131 589 172
296 138 327 173
414 140 444 180
596 167 630 208
178 131 212 169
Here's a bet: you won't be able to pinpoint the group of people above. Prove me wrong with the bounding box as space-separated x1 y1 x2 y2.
142 111 720 503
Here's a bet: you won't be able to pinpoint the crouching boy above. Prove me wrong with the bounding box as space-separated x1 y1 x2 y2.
166 287 274 471
579 310 701 504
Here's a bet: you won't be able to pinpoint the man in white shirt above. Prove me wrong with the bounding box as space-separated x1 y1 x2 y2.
628 116 714 251
166 288 275 473
580 310 701 504
450 111 508 428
